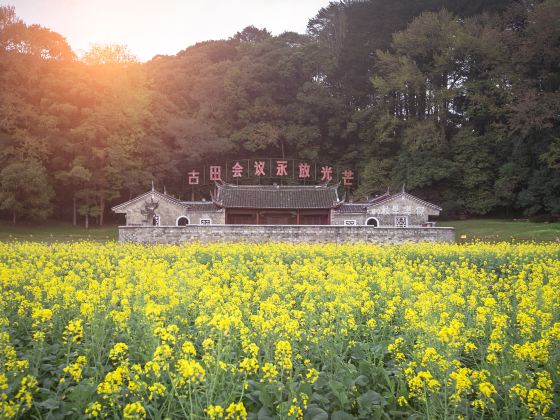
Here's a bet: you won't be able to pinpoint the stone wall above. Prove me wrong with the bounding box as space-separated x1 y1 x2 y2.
118 194 186 226
177 210 225 225
330 212 432 227
118 225 455 244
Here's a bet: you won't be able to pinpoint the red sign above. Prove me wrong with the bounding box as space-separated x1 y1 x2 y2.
254 161 266 176
298 162 311 179
276 160 288 176
188 170 200 185
184 159 356 187
342 169 354 186
320 165 333 182
231 162 244 178
209 166 221 181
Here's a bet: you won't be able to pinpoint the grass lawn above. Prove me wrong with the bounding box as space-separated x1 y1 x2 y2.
0 219 559 243
0 221 118 242
439 219 560 242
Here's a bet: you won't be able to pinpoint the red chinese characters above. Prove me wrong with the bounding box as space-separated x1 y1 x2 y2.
209 166 221 181
231 162 244 178
276 160 288 176
298 162 311 179
342 169 354 186
191 160 355 184
320 165 333 182
188 170 200 185
254 161 266 176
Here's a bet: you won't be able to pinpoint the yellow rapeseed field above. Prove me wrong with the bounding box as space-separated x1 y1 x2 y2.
0 242 559 419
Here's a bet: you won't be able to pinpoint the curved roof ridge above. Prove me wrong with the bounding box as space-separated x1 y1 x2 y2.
368 191 442 211
216 182 337 190
112 189 186 212
213 182 341 209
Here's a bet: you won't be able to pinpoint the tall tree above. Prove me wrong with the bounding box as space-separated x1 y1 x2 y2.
0 160 54 223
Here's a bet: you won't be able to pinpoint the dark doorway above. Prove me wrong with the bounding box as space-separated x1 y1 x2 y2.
260 211 297 225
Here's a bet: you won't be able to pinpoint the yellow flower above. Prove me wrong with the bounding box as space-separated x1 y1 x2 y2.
238 357 259 375
287 404 303 419
97 366 129 397
207 404 224 419
154 324 179 345
275 340 292 371
388 337 406 363
225 401 247 420
123 401 146 419
181 341 196 357
408 370 441 398
109 342 129 363
176 358 205 386
449 368 472 403
261 363 278 383
85 401 102 418
464 342 477 353
63 319 83 344
305 368 320 384
478 382 496 401
202 338 215 351
63 356 87 382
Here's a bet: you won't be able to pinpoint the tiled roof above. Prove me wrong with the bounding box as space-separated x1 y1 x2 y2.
213 183 341 209
334 193 390 213
112 190 185 212
336 203 368 213
370 192 442 211
181 201 221 211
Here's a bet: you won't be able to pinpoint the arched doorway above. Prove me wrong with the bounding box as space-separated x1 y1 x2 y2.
176 216 190 226
366 217 378 227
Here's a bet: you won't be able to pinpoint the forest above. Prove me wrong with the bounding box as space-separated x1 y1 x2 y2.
0 0 559 225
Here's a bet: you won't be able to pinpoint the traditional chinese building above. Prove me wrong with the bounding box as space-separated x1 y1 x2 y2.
112 182 442 228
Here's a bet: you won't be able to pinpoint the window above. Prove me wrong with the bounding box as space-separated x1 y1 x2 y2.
176 216 189 226
152 215 160 226
395 216 407 228
344 220 357 226
200 219 212 225
366 217 378 227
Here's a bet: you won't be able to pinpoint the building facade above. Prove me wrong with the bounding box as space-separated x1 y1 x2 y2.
112 182 442 228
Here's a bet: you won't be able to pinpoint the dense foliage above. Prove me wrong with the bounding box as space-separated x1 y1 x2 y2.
0 0 559 224
1 241 559 418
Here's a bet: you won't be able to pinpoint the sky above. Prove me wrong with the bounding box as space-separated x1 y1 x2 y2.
7 0 332 61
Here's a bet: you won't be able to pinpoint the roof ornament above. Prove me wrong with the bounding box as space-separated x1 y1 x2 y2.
140 195 159 225
163 185 167 195
151 180 155 192
402 183 406 193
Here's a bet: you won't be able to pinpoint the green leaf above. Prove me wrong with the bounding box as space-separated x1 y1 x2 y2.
304 406 329 420
357 390 386 412
36 398 61 410
353 375 369 387
331 411 355 420
328 379 348 405
257 406 274 420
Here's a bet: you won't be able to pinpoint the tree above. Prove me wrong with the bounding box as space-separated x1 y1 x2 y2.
0 160 54 223
55 160 92 225
81 43 136 65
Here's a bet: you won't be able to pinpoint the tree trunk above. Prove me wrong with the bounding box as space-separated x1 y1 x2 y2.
72 196 77 226
99 197 105 226
12 210 16 225
85 213 89 229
